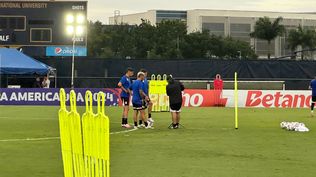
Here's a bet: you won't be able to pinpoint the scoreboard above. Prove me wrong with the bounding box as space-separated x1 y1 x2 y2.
0 1 87 57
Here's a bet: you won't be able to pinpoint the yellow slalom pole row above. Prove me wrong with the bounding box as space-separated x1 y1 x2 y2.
234 72 239 130
149 74 169 112
58 89 110 177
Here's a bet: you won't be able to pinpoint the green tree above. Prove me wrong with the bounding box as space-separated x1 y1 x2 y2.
250 17 285 59
87 21 110 57
181 30 211 58
133 19 156 58
222 37 257 59
155 20 187 59
288 25 316 59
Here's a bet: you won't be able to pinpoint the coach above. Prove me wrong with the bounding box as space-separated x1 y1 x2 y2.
166 75 184 129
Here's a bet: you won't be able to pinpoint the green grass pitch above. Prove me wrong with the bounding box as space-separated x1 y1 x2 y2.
0 106 315 177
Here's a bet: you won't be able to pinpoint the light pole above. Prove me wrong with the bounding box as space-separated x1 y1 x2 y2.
65 13 85 88
237 51 242 59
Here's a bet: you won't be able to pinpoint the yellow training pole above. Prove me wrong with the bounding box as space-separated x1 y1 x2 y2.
234 72 238 129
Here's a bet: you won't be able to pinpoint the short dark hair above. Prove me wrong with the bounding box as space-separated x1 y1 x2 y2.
126 67 134 72
167 75 174 83
140 68 147 73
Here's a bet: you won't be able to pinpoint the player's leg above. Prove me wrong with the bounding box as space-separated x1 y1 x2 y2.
171 112 178 129
121 97 130 128
311 96 315 117
147 100 154 126
174 103 182 129
176 112 180 128
133 109 139 129
138 100 146 127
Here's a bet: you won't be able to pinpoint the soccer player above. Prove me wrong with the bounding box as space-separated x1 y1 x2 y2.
309 76 316 117
131 72 151 129
118 67 134 128
139 69 154 127
166 75 184 129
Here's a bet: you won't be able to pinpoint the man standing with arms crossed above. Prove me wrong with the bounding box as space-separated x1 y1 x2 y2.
118 67 134 128
309 76 316 117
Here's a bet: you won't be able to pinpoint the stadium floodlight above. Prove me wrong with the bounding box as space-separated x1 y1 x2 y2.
66 14 75 24
76 14 85 24
64 13 86 89
66 25 74 35
76 26 84 36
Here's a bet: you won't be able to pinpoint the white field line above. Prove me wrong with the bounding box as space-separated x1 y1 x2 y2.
0 129 138 142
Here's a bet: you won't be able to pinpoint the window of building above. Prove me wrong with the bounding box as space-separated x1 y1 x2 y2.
156 11 187 23
0 16 26 31
230 23 251 43
255 39 275 56
30 28 52 42
202 23 225 36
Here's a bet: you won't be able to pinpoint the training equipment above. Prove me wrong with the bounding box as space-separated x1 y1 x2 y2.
149 74 169 112
58 89 110 177
234 72 238 129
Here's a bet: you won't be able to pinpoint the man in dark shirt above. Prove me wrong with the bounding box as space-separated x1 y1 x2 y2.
166 75 184 129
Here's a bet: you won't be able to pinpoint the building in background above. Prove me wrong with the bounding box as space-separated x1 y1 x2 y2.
0 0 87 57
109 10 316 58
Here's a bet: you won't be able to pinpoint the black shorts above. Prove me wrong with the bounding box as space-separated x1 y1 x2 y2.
133 103 144 110
170 103 182 112
312 96 316 102
121 97 130 106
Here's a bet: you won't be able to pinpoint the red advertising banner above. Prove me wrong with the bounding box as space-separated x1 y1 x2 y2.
182 89 228 107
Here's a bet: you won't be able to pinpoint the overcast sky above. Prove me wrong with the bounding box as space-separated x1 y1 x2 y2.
88 0 316 23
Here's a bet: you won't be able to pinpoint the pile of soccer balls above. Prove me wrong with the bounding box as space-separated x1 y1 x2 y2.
280 121 309 132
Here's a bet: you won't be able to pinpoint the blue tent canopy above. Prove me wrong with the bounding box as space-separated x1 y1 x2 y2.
0 48 53 75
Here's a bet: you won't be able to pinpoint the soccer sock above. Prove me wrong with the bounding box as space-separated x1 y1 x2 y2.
134 122 138 126
144 121 148 127
122 118 125 125
124 118 128 124
312 103 315 111
148 113 152 118
139 120 143 125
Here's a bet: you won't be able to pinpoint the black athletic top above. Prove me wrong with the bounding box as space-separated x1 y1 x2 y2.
166 80 184 105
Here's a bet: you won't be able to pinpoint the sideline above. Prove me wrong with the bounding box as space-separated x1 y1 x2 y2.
0 129 138 142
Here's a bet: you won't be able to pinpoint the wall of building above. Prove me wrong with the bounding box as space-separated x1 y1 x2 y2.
109 9 316 58
187 10 316 58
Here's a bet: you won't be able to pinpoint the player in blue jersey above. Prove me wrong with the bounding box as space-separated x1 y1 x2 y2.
131 72 152 129
139 69 154 127
309 76 316 117
118 67 134 128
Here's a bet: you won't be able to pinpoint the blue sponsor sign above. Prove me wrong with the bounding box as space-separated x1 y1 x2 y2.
46 46 87 56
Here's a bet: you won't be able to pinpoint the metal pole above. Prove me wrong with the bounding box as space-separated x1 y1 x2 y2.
71 34 75 89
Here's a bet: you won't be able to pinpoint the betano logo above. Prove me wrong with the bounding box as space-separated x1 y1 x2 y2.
246 91 312 108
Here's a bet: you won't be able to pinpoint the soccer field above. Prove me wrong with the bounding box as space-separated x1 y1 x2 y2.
0 106 315 177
